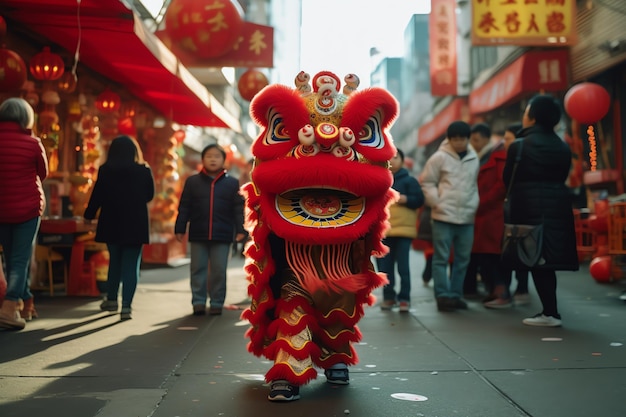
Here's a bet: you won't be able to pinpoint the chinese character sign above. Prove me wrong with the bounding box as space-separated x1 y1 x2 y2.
471 0 577 46
430 0 457 97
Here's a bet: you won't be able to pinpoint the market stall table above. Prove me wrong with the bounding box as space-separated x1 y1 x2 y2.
38 218 102 296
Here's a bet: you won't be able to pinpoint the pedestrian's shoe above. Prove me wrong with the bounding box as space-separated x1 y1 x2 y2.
436 297 454 312
20 298 38 321
522 313 562 327
450 298 468 310
192 305 206 316
484 297 513 309
209 307 223 316
398 301 410 313
267 380 300 402
513 293 531 306
618 290 626 301
380 299 396 310
324 365 350 385
100 299 118 312
0 300 26 330
120 307 132 321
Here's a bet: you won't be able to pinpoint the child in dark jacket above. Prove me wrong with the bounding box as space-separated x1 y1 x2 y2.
174 144 246 316
377 149 424 312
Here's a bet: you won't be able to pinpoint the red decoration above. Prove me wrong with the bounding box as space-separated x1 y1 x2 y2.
0 16 6 40
29 46 64 81
95 89 121 113
238 69 269 101
564 82 611 125
173 129 186 144
117 117 136 136
57 71 77 93
164 0 244 59
589 255 613 283
0 46 27 92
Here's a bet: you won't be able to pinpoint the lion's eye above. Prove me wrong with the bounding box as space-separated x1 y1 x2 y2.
357 115 384 149
264 110 291 145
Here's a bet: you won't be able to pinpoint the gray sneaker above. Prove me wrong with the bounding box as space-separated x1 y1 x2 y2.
267 380 300 401
120 307 132 321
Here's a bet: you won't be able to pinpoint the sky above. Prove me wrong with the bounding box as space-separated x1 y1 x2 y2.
300 0 431 87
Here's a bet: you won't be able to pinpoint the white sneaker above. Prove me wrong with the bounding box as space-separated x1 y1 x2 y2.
522 314 562 327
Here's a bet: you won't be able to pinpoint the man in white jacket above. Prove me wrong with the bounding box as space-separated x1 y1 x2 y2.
419 121 479 312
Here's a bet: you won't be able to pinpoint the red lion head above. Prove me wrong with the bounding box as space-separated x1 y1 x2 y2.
246 71 398 247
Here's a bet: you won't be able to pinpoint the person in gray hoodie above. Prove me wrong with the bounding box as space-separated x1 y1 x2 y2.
419 121 479 312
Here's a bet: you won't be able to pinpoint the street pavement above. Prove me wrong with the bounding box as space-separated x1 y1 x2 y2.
1 250 625 417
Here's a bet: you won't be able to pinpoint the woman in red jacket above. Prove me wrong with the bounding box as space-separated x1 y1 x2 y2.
0 98 49 330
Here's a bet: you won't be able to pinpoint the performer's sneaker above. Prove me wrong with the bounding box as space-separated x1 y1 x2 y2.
268 380 300 402
324 366 350 385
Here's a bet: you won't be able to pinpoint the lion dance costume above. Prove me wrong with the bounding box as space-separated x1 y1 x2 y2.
241 71 399 398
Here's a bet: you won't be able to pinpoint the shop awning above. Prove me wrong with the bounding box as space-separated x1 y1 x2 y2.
469 49 569 116
0 0 241 132
417 98 468 146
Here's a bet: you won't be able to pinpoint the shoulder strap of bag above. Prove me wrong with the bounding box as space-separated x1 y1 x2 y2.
505 139 523 200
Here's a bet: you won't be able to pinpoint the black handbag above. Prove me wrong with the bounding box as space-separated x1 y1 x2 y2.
501 140 544 269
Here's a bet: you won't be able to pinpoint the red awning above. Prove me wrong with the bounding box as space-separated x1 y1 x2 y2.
417 98 468 146
0 0 241 131
469 49 569 116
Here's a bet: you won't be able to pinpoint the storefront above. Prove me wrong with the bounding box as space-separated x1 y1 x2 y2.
0 0 241 290
468 49 570 133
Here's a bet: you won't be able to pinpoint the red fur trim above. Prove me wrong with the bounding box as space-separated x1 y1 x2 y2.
252 156 392 198
314 346 359 369
315 328 360 350
342 87 398 131
249 85 310 160
264 339 322 362
265 363 319 386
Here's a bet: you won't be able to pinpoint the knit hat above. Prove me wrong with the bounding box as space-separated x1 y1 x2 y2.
446 121 471 139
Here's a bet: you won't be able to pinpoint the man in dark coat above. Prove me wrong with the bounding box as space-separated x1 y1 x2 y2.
503 95 579 327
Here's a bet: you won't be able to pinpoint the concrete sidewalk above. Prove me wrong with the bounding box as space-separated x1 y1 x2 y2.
1 251 625 417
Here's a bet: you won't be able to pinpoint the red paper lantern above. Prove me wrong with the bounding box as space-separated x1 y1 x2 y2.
29 46 65 81
589 255 613 283
238 69 269 101
164 0 244 59
57 71 77 93
0 46 27 92
564 82 611 125
95 89 121 113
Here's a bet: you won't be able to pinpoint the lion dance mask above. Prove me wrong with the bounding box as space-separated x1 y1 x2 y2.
241 71 399 386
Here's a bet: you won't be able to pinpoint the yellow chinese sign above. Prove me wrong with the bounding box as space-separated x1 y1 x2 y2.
471 0 577 46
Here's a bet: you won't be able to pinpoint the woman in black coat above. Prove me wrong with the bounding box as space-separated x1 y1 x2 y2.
503 95 578 327
84 135 155 320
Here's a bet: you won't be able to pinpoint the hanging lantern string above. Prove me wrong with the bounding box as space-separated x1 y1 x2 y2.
71 0 82 78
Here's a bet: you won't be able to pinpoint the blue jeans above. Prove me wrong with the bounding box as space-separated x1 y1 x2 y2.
0 217 40 302
189 241 231 308
106 243 143 308
377 237 413 303
431 220 474 299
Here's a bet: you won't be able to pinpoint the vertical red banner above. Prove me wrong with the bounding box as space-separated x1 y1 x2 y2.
430 0 457 97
